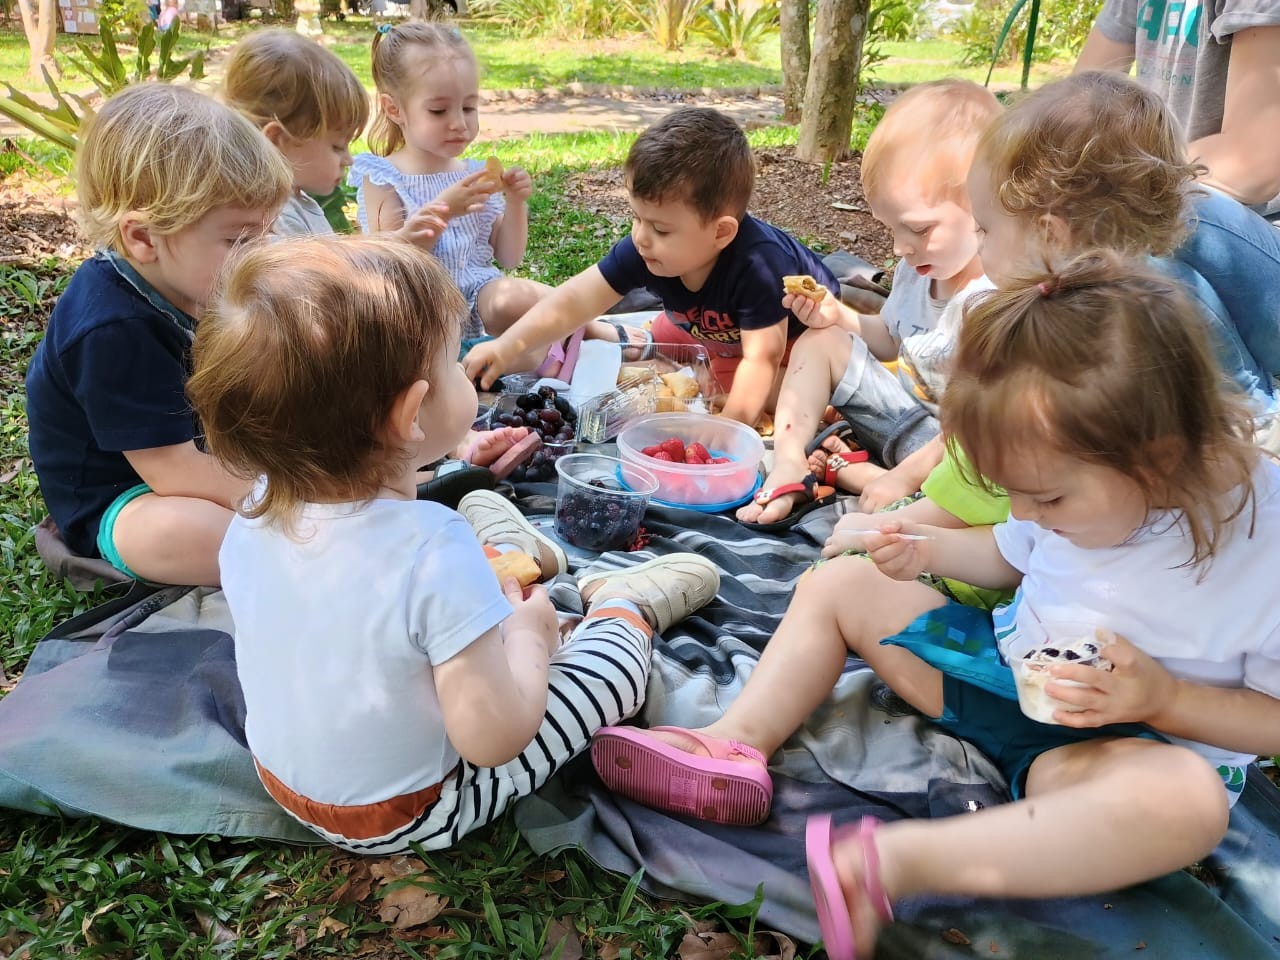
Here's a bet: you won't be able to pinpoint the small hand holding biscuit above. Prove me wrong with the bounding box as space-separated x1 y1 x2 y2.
488 550 542 589
782 274 828 302
500 164 533 203
783 286 841 330
434 170 495 220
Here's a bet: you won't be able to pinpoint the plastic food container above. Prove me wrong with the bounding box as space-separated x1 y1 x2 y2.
554 453 658 552
616 413 765 508
1009 621 1110 725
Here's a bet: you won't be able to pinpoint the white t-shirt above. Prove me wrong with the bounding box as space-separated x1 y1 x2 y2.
879 260 995 413
220 496 512 806
271 192 336 239
990 459 1280 771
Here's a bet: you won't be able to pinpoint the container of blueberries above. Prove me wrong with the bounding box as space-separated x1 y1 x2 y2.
487 386 579 483
554 453 658 553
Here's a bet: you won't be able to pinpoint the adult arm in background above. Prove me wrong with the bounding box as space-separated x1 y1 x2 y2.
1076 23 1280 207
1189 26 1280 207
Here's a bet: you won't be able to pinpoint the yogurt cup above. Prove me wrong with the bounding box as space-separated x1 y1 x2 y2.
1010 622 1111 725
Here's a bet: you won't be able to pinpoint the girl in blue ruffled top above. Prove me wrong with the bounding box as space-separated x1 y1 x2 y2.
350 22 540 343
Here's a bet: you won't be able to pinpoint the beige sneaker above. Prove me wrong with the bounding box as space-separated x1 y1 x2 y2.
578 554 720 633
458 490 567 579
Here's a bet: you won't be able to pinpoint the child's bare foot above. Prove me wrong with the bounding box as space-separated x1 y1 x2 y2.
458 489 567 578
736 458 815 525
807 432 884 495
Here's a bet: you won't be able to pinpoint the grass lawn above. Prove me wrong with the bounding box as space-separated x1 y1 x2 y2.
0 19 1068 97
0 125 824 958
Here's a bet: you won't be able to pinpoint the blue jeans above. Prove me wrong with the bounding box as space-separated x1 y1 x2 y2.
1175 187 1280 414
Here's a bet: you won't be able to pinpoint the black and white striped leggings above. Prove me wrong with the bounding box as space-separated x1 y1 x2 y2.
339 605 653 854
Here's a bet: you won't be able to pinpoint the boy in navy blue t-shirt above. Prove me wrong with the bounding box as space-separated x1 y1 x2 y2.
464 108 837 428
25 84 290 586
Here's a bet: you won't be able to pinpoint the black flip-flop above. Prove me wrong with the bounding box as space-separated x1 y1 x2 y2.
737 421 858 534
416 463 497 510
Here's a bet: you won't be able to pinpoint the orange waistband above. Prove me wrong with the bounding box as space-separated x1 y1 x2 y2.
255 761 446 841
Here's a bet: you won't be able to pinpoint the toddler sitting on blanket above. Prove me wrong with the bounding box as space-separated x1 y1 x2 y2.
187 235 719 854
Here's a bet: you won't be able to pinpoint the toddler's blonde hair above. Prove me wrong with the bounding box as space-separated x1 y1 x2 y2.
188 236 466 530
77 84 291 253
861 79 1001 206
368 21 475 156
976 71 1202 258
222 29 369 142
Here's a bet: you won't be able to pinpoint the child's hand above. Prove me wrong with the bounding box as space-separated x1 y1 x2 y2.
821 511 885 558
1045 632 1178 728
463 338 514 389
858 470 919 514
502 578 560 657
861 518 931 581
435 170 496 220
398 201 450 251
501 166 533 203
784 292 841 330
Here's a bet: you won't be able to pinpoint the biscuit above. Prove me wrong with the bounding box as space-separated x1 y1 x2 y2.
782 274 827 302
488 550 540 587
660 371 699 400
484 156 505 192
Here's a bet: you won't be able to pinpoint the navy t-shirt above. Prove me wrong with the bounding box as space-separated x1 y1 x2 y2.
26 253 199 557
596 214 839 356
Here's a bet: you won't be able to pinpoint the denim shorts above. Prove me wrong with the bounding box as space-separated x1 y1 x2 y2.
830 333 938 467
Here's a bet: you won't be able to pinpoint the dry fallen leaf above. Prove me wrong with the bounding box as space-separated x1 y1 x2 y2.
676 930 795 960
598 939 626 960
315 915 349 937
541 917 583 960
327 858 375 904
195 910 237 944
369 855 422 883
80 901 119 946
0 460 23 484
942 928 971 945
377 882 448 929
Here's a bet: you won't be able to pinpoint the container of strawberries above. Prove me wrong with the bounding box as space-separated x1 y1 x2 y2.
616 413 765 509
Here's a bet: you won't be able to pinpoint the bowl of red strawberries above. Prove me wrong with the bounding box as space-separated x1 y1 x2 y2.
616 413 765 509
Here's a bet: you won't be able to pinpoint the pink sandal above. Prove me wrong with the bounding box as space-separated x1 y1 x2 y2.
805 815 894 960
591 725 773 826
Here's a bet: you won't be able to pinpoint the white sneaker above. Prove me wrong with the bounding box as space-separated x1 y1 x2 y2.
458 490 567 579
578 554 720 633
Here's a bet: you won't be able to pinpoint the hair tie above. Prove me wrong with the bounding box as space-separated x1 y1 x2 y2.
1037 280 1055 298
377 22 393 34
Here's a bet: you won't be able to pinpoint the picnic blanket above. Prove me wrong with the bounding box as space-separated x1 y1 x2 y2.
2 490 1279 958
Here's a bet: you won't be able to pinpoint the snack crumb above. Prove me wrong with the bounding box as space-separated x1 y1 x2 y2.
941 928 970 945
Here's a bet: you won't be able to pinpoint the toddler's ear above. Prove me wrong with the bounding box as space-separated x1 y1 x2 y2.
712 214 739 251
118 213 159 264
388 379 431 444
260 120 290 149
378 93 405 126
1037 212 1072 254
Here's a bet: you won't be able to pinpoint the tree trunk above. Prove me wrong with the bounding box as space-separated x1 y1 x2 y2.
796 0 870 163
778 0 808 123
17 0 59 80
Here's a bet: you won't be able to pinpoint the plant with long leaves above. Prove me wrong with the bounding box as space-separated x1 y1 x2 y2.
985 0 1040 90
0 20 205 151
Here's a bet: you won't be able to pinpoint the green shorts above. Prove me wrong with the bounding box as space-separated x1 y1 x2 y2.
94 482 151 580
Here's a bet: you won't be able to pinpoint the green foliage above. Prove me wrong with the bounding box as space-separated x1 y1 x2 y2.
97 0 154 30
955 0 1102 71
314 184 358 234
872 0 931 42
696 0 779 59
625 0 708 51
0 21 206 151
469 0 634 40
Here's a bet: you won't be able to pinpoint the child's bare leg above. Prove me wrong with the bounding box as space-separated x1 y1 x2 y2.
658 557 947 758
825 738 1229 955
111 493 233 586
476 277 551 338
737 326 854 524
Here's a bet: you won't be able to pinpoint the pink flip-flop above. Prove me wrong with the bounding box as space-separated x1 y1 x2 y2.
591 725 773 826
805 815 894 960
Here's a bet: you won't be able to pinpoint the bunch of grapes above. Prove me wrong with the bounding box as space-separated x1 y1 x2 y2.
491 387 577 483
